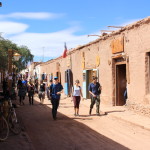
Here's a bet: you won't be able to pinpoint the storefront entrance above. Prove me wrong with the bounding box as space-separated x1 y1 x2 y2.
82 69 98 99
56 72 61 84
64 69 73 96
116 64 126 106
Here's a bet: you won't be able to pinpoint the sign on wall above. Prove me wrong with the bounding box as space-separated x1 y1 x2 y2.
111 36 124 54
96 56 100 67
81 52 85 69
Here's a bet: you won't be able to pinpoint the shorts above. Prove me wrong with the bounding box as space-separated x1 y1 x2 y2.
38 91 45 99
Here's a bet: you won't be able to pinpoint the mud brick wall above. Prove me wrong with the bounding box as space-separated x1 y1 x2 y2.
34 17 150 111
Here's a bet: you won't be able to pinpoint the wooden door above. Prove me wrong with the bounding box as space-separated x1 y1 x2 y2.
116 64 126 106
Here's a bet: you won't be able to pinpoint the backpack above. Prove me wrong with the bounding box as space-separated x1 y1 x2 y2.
97 82 101 95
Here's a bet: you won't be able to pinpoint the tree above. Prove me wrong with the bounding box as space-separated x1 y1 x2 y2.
0 36 34 72
14 46 34 72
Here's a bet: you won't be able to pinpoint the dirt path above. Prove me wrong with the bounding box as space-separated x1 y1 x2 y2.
15 95 150 150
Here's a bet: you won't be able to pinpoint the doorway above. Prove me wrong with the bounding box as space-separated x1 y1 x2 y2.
64 69 73 96
56 72 61 84
83 69 98 99
116 64 126 106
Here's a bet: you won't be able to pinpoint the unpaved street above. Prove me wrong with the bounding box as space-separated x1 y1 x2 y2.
14 95 150 150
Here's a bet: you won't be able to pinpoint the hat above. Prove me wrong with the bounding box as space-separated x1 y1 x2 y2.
54 77 58 80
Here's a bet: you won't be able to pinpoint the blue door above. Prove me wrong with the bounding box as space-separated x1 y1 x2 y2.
64 70 68 95
64 69 73 96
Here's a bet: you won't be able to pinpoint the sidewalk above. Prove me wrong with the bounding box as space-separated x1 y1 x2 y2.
81 97 150 131
61 95 150 131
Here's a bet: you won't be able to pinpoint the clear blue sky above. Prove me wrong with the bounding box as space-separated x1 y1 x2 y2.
0 0 150 61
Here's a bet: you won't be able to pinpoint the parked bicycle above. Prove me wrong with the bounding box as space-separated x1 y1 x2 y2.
7 97 21 135
0 100 9 141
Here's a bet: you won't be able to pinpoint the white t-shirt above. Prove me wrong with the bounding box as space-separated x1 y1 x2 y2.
73 85 81 96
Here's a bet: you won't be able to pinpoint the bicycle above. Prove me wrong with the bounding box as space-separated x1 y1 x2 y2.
0 100 9 141
7 97 21 135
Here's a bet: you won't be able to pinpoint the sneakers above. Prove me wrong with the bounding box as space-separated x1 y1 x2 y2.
96 113 100 116
74 113 79 117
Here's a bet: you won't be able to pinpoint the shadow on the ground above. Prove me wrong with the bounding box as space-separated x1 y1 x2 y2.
11 97 130 150
105 110 125 115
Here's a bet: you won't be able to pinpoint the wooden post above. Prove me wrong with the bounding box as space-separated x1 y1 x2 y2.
8 49 13 94
126 56 130 84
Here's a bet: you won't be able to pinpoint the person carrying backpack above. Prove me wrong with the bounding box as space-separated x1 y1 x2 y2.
38 80 45 104
88 76 102 116
50 77 63 120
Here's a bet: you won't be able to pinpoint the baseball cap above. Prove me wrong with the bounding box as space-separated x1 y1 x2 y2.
54 77 58 80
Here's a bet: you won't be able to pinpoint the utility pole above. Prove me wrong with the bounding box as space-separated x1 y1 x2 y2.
8 49 13 94
42 47 45 62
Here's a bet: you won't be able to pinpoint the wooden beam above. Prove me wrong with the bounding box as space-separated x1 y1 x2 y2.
108 26 123 29
101 30 114 32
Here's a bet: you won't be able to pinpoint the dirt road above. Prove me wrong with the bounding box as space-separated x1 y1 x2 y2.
13 95 150 150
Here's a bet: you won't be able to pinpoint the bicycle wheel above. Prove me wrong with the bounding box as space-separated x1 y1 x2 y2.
8 112 21 135
0 115 9 141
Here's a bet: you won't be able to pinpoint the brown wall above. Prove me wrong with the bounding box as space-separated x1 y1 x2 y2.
38 17 150 107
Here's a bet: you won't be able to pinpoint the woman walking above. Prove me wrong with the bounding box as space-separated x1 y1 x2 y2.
72 80 83 116
34 79 38 94
38 80 45 104
28 81 35 105
18 83 26 105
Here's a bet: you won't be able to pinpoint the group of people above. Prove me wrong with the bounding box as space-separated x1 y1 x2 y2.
71 76 102 117
3 74 127 121
17 77 35 105
16 75 102 121
48 76 102 120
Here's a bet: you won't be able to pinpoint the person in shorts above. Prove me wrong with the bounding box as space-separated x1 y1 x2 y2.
38 80 45 104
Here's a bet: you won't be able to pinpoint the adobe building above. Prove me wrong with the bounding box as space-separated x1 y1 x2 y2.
38 17 150 116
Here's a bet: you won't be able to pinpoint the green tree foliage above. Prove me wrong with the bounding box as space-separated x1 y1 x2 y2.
0 36 34 72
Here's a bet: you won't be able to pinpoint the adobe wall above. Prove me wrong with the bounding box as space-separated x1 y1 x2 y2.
39 17 150 111
124 23 150 105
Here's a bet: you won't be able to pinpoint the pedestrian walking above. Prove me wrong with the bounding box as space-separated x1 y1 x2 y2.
28 81 35 105
47 79 53 100
88 76 102 116
34 79 38 94
38 80 45 104
18 82 26 105
72 79 83 116
50 77 63 120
